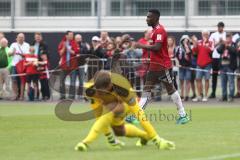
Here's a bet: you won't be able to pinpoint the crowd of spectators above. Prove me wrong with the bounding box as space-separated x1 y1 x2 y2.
0 21 239 102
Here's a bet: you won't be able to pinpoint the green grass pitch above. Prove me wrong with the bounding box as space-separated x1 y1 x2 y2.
0 101 240 160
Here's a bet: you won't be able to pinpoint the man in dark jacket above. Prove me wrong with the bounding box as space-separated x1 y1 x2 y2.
32 32 49 100
75 34 90 99
217 33 237 101
90 36 105 59
87 36 106 79
32 32 48 58
234 37 240 98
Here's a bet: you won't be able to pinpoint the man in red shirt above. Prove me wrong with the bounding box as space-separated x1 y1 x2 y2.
58 31 80 100
135 9 189 124
192 30 214 102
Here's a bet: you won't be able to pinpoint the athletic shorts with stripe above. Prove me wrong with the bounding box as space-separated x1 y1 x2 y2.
144 69 176 95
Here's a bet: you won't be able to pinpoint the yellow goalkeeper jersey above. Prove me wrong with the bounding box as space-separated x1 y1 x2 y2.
84 72 137 107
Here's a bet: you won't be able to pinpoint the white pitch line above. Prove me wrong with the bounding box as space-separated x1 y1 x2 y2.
190 153 240 160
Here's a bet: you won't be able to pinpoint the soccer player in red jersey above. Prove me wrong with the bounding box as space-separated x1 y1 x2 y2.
135 9 189 124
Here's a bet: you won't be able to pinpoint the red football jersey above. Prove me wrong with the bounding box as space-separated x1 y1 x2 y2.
149 24 172 71
24 54 38 74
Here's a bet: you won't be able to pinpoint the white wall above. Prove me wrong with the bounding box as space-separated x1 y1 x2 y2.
0 16 239 32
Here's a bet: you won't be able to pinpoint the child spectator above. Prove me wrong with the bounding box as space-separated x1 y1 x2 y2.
24 47 39 101
37 53 50 101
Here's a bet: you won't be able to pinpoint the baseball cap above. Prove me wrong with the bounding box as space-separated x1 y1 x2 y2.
92 36 100 41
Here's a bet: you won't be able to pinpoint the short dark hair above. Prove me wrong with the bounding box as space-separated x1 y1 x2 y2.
94 70 111 89
66 30 73 35
148 9 160 19
217 22 225 27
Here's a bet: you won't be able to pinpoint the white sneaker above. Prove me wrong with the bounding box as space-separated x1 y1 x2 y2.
192 96 202 102
202 97 208 102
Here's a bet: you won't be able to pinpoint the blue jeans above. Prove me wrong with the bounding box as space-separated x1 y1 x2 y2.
196 64 212 80
179 68 191 80
60 70 78 99
220 66 235 98
77 67 85 97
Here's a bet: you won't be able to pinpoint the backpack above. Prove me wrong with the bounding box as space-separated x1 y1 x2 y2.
0 47 8 68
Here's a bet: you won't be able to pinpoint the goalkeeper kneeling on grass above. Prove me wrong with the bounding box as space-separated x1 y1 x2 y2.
75 70 175 151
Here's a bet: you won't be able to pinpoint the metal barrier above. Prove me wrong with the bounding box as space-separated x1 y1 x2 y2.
85 58 150 93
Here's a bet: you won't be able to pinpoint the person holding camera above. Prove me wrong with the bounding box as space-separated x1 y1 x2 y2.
233 34 240 98
209 22 226 99
175 35 192 101
217 33 237 102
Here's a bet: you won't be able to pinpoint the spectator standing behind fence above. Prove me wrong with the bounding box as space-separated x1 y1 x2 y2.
37 52 50 101
115 36 123 51
8 33 30 100
0 38 11 99
88 36 105 78
190 35 197 100
235 37 240 98
100 31 111 50
167 36 178 90
232 33 239 44
105 41 116 58
32 32 48 99
175 35 192 101
24 47 39 101
209 22 226 99
90 36 105 59
32 32 49 58
58 31 80 100
192 30 214 102
75 34 90 55
122 35 142 59
104 41 117 70
233 34 240 98
75 34 90 99
121 35 143 97
217 33 237 102
1 33 13 71
32 32 50 100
